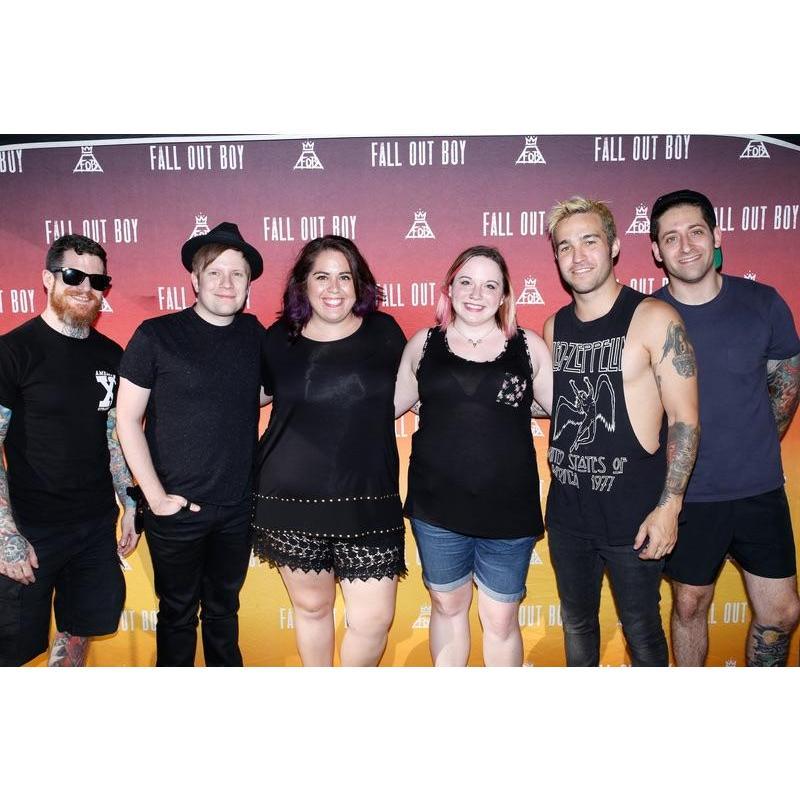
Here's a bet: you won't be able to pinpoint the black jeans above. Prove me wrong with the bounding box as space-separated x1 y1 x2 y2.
548 527 668 667
144 499 252 667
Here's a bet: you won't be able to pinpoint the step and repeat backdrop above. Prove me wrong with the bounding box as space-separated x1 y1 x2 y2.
1 133 798 666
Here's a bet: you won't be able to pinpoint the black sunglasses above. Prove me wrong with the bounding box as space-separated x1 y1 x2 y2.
51 267 112 292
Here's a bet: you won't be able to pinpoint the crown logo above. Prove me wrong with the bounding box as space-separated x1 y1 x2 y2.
743 271 756 281
81 145 94 154
525 135 537 146
635 204 648 216
302 140 315 151
414 210 427 222
725 658 737 667
195 214 208 225
524 276 537 289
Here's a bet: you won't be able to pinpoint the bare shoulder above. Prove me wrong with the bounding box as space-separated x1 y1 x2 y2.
542 314 556 345
520 327 546 348
405 327 432 351
630 297 684 343
521 327 550 358
402 327 433 371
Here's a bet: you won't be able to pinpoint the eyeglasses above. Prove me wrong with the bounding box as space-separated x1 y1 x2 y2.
51 268 112 292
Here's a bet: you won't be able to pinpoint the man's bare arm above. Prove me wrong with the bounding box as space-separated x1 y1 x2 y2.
106 407 140 556
654 315 700 509
767 353 800 439
0 404 39 583
635 305 700 559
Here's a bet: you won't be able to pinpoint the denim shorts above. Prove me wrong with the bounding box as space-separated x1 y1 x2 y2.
410 517 535 603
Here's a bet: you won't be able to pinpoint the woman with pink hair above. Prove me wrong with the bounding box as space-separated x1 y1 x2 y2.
395 246 552 666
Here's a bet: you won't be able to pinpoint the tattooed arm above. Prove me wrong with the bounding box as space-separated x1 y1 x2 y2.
0 405 39 584
634 303 700 560
107 408 139 556
767 353 800 439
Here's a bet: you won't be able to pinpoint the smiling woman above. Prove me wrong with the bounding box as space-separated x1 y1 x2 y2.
252 236 407 667
393 245 553 667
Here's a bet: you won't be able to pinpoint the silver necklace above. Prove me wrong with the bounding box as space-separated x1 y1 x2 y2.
451 323 497 348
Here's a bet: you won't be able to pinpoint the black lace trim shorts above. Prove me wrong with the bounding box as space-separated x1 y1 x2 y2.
255 525 407 582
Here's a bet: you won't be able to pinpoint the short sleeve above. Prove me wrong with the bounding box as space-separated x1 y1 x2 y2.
119 325 157 389
766 289 800 360
380 313 407 369
0 338 20 409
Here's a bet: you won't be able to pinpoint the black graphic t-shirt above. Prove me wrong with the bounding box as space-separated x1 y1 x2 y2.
546 287 666 545
0 316 122 525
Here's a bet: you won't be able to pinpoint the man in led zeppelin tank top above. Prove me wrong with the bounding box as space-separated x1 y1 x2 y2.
543 197 699 666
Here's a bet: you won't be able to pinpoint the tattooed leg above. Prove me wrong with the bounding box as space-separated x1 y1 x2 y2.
48 631 89 667
747 624 791 667
743 573 800 667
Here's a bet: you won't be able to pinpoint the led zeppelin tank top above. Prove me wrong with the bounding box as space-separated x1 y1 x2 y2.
545 286 666 545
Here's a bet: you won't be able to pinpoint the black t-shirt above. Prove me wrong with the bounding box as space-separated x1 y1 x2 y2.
252 311 406 537
119 308 264 505
0 316 121 525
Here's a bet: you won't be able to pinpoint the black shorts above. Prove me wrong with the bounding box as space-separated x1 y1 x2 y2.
255 525 407 582
0 508 125 666
665 487 797 586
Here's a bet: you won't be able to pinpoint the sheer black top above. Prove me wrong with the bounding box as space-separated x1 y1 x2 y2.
252 312 406 546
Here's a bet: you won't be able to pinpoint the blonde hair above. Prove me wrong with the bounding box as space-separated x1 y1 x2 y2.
547 196 617 251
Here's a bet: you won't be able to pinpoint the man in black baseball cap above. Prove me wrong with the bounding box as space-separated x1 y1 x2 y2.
116 221 267 666
650 190 800 667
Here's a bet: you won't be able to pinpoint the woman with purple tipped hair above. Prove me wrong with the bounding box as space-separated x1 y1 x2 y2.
252 236 407 666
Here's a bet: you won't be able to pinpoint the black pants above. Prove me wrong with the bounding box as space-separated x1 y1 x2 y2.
548 527 668 667
144 500 252 667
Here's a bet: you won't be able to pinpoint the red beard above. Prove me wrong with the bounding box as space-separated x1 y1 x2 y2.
49 287 102 327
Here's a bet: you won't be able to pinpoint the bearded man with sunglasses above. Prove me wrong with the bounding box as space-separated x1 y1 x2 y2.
0 234 138 667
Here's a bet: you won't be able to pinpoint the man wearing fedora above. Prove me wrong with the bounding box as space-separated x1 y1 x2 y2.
650 189 800 666
116 222 266 666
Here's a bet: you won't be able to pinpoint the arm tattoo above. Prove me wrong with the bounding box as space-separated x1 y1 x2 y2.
747 623 790 667
767 354 800 439
531 399 549 418
657 421 699 507
48 632 89 667
106 409 136 509
0 405 24 556
659 321 697 377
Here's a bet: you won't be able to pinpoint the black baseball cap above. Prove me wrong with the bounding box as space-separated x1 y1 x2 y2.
649 189 716 242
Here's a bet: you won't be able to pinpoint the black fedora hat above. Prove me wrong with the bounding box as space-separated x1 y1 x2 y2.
181 221 264 280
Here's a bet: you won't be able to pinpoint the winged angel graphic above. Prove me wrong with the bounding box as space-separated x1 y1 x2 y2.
552 376 616 453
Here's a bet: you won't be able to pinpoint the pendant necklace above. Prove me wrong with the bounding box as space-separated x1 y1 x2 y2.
451 323 497 348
